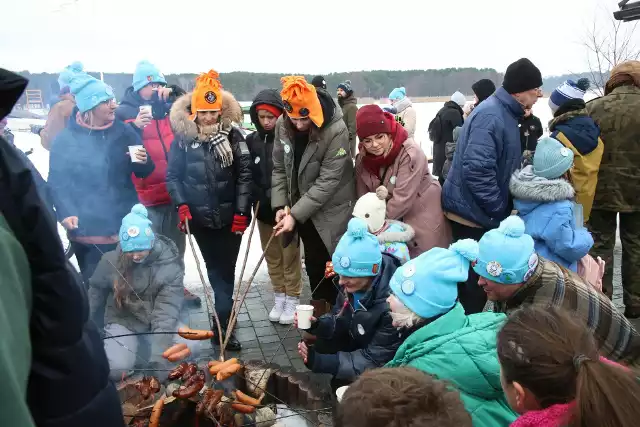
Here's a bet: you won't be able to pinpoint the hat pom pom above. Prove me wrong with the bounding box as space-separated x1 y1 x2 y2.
345 80 352 85
498 215 526 237
347 218 369 239
375 186 388 200
449 239 479 262
131 203 149 218
576 78 590 91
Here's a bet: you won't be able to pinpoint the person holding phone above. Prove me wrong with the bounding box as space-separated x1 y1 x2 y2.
48 72 155 285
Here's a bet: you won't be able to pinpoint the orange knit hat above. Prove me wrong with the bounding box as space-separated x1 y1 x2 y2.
280 76 324 128
190 69 223 121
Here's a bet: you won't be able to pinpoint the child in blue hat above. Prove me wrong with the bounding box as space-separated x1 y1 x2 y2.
296 218 408 391
385 239 517 427
510 136 594 272
387 86 416 137
88 204 185 380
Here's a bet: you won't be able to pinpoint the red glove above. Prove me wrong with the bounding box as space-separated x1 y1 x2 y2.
178 205 192 233
231 214 248 234
325 261 336 279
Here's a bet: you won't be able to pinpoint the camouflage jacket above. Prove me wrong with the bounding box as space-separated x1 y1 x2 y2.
586 85 640 212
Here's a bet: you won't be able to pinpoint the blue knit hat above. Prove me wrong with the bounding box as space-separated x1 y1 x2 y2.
548 78 590 114
119 204 155 253
389 87 406 101
68 73 115 113
58 61 84 90
332 218 383 278
390 239 479 319
533 136 574 179
474 216 538 284
132 60 167 92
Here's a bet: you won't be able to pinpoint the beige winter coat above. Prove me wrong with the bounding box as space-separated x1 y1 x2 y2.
271 99 356 253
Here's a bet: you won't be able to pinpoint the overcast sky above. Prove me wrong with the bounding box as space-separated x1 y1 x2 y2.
1 0 636 76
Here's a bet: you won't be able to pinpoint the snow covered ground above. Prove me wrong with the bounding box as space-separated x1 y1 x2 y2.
6 98 555 291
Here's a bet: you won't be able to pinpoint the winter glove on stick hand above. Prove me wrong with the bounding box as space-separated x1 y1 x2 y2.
231 214 248 235
178 205 192 233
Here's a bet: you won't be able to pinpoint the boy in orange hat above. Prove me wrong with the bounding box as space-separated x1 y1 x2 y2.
272 76 356 313
166 69 252 351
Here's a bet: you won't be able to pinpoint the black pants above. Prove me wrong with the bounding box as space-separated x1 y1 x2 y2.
449 221 488 314
192 226 242 327
71 241 117 287
297 219 337 305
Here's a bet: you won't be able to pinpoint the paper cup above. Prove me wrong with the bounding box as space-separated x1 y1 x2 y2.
139 105 152 115
336 385 349 402
296 304 314 329
129 145 144 163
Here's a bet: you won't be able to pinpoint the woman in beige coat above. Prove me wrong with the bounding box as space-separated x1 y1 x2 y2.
355 105 450 258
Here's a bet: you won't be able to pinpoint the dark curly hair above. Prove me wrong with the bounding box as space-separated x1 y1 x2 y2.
335 367 471 427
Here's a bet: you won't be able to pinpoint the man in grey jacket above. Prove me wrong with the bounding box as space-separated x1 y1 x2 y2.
273 76 356 312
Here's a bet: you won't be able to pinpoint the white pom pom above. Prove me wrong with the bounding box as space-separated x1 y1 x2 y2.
347 218 368 239
131 203 149 218
498 215 525 237
449 239 479 262
375 186 388 201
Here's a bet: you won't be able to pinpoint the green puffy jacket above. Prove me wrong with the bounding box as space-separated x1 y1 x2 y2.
386 303 517 427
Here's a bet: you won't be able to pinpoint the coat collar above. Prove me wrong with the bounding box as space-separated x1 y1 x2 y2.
510 166 575 202
494 87 525 119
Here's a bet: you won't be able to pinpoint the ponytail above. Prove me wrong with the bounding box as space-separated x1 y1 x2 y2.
497 306 640 427
571 356 640 427
113 246 133 309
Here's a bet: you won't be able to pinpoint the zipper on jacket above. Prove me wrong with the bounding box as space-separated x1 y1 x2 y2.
155 120 170 161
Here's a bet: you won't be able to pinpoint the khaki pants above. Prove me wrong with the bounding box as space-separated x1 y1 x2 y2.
257 220 302 297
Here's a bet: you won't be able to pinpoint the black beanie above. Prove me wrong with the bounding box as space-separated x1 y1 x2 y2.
311 75 327 90
471 79 496 103
502 58 543 94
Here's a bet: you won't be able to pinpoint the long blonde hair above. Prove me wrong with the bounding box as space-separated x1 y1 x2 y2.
113 246 134 309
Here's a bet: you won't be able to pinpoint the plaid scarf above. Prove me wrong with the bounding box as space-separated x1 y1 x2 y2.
197 123 234 168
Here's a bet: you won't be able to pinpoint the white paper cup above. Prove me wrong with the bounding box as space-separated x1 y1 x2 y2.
139 105 152 115
336 386 349 403
129 145 144 163
296 304 314 329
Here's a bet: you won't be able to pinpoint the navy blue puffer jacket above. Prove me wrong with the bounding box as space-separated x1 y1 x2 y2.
442 87 524 229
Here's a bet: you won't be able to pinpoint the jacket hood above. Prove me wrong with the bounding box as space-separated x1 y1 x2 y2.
143 235 180 266
443 100 464 115
360 254 400 307
338 94 358 107
510 165 575 205
169 89 242 139
377 220 415 244
549 111 600 155
67 107 129 138
390 304 508 400
0 69 28 121
249 89 284 136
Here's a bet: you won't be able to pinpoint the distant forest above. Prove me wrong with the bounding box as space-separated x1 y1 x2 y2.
15 68 605 106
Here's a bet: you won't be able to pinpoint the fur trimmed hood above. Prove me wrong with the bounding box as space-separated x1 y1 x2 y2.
510 165 575 202
376 220 415 244
169 90 243 140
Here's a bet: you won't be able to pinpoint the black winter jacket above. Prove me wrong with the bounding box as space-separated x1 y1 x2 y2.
246 89 284 225
306 254 411 381
428 101 464 177
166 91 252 229
0 69 124 427
519 113 544 153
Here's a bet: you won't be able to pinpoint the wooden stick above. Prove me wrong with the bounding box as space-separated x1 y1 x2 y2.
185 219 225 357
222 231 276 352
224 202 260 348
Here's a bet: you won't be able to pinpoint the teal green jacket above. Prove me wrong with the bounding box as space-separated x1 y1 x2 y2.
386 303 517 427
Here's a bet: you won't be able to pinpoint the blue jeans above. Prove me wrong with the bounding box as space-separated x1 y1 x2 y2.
192 226 242 327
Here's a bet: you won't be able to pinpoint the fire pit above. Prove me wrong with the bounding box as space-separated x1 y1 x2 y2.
118 359 333 427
